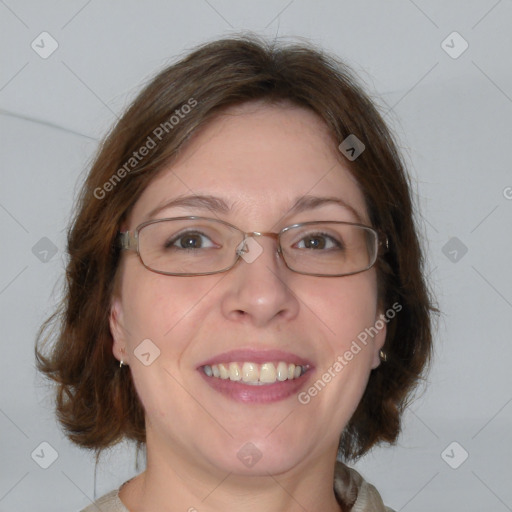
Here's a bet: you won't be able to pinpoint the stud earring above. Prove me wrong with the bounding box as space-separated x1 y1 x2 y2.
379 349 387 362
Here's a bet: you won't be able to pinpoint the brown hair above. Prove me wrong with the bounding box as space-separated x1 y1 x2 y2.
36 34 435 461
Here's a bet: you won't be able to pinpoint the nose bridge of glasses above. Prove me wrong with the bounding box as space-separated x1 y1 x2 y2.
235 231 282 261
243 231 281 249
247 231 279 240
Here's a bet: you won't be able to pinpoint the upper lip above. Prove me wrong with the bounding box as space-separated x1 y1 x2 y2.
197 349 314 369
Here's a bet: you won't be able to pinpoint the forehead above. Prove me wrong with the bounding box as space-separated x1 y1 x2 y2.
128 102 369 228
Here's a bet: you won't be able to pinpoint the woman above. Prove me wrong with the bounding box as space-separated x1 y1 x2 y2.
36 35 434 512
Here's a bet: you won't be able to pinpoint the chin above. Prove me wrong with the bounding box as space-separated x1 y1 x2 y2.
201 431 310 477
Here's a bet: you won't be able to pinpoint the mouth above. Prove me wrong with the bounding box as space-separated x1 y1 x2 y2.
197 350 314 403
202 361 309 385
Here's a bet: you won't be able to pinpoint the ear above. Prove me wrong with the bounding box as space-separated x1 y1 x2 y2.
110 297 128 364
370 312 387 369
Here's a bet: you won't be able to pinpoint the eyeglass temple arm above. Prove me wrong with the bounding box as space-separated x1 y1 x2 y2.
118 231 137 251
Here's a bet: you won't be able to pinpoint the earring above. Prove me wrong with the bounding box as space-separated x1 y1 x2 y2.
119 360 124 368
379 349 387 362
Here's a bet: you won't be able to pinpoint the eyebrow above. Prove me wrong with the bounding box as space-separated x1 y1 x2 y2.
146 194 363 223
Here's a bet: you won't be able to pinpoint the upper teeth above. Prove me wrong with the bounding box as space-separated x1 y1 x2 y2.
202 362 307 385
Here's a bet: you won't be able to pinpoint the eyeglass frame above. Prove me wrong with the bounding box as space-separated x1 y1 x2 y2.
118 216 389 278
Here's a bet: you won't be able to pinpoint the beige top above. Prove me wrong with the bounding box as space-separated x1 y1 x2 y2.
81 461 395 512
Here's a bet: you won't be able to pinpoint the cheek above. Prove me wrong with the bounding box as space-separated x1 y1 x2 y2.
304 271 379 345
295 274 381 440
123 275 171 339
120 263 220 350
119 268 211 415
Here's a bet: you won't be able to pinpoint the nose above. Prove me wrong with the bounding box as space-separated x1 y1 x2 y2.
220 235 300 327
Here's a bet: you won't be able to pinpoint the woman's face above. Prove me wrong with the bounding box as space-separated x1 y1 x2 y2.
110 102 386 476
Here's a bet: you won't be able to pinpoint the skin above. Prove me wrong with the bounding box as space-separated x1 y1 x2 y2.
110 102 386 512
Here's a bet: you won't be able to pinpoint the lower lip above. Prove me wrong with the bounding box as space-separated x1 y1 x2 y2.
199 370 313 404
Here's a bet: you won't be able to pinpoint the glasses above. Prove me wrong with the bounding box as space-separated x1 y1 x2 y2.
119 216 387 277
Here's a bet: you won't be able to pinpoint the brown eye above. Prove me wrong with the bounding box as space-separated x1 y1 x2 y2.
165 231 215 250
295 234 343 250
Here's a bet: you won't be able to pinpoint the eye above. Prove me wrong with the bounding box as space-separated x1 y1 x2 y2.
295 233 343 250
165 230 217 250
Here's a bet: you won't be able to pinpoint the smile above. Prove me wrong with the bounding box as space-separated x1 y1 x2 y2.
197 349 314 403
202 361 309 385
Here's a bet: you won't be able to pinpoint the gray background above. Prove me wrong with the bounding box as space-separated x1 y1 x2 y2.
1 1 511 511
